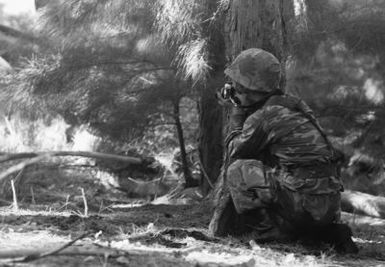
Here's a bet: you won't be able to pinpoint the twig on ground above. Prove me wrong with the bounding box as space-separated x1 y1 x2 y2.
65 194 70 210
11 180 18 212
102 253 109 267
98 200 104 214
30 186 36 205
11 232 92 263
197 157 214 189
98 200 113 214
56 195 70 212
12 168 24 190
154 177 163 200
80 187 88 217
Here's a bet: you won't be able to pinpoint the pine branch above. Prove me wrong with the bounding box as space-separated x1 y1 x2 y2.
0 24 37 42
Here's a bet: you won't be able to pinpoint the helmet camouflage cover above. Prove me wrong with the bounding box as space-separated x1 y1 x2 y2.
224 48 281 92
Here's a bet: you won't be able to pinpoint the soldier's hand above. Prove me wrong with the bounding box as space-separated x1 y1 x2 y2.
216 86 233 106
229 106 247 131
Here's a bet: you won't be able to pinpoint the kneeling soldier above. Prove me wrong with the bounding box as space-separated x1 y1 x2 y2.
213 48 358 254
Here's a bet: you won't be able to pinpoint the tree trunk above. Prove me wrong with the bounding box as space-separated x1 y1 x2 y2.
198 77 225 195
172 99 195 187
209 0 294 237
224 0 291 63
198 1 227 195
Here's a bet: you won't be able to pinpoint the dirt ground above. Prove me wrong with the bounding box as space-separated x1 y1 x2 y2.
1 163 385 266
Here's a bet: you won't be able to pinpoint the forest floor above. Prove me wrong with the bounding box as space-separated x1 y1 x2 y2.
1 163 385 267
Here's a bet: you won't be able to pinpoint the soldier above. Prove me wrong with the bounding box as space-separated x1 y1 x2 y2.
214 48 358 253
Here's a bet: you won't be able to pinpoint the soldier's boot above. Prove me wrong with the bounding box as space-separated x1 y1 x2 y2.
209 193 284 239
242 208 296 243
320 223 359 254
213 204 272 237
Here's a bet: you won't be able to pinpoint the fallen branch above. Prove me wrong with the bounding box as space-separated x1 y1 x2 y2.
11 232 92 263
161 228 219 242
1 251 122 259
0 154 49 182
0 151 145 182
0 151 143 165
341 211 385 228
341 190 385 219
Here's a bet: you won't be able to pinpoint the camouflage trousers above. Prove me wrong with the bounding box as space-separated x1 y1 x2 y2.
227 159 342 232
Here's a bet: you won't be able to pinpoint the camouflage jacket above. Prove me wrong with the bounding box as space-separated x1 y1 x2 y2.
226 94 334 168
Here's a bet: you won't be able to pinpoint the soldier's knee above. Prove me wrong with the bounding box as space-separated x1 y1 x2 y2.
227 159 274 214
227 159 265 188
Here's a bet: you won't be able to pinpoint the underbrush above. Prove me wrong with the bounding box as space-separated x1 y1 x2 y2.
0 114 99 153
0 114 183 209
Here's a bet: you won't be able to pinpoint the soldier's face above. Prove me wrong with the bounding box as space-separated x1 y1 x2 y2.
233 82 265 106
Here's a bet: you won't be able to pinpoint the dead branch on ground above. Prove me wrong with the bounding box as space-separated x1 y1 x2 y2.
0 151 143 164
341 190 385 219
0 151 145 182
10 232 92 263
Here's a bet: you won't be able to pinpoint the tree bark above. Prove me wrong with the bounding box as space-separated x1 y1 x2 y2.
198 1 227 196
198 77 225 195
224 0 291 61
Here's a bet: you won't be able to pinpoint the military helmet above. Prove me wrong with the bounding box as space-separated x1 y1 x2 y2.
224 48 281 93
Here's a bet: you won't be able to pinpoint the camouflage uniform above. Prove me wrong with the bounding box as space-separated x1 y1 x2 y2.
223 48 343 234
226 94 343 231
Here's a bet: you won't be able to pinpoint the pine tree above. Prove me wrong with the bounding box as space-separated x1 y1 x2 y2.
6 0 202 185
31 0 228 191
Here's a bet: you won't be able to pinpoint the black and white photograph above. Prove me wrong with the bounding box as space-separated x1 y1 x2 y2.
0 0 385 266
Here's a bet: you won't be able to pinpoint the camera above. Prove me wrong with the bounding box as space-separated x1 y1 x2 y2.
221 83 236 100
217 83 241 106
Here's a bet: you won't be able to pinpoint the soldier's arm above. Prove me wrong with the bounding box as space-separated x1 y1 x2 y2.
226 110 269 160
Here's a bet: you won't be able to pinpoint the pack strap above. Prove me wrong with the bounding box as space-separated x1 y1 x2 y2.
264 95 338 162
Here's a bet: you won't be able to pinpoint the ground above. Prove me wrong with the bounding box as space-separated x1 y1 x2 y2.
1 161 385 266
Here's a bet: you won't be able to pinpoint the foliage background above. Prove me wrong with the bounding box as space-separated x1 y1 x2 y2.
1 0 385 194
